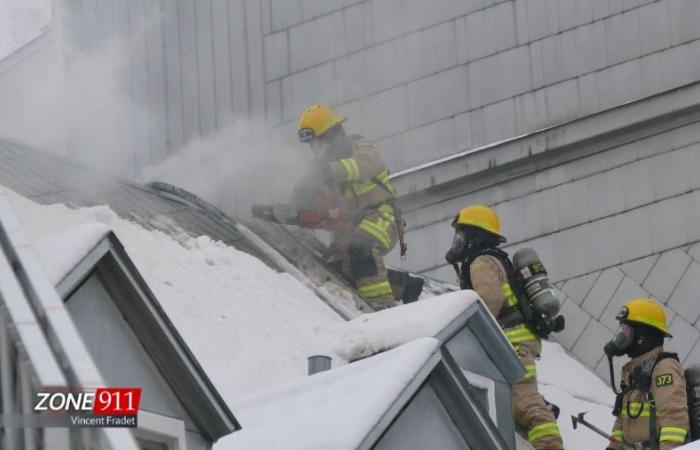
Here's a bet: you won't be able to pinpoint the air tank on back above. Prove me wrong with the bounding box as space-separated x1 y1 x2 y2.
685 365 700 441
512 248 561 317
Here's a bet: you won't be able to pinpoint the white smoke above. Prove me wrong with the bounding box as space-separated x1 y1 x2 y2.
0 0 51 59
141 120 308 218
0 1 311 218
0 0 149 175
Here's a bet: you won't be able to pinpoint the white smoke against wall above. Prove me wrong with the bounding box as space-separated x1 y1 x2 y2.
0 0 149 176
141 120 308 218
62 40 145 175
0 0 51 59
0 1 312 218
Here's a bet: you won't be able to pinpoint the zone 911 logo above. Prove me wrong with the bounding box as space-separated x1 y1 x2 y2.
34 387 142 428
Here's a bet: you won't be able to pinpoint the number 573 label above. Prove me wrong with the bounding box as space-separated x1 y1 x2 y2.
92 388 142 415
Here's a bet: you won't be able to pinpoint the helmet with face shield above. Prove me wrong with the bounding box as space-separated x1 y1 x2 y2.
298 105 347 157
604 298 671 357
445 205 506 264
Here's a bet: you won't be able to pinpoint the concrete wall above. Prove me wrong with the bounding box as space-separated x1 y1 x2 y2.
0 32 67 155
389 106 700 379
57 0 264 175
263 0 700 175
4 0 695 175
3 0 699 183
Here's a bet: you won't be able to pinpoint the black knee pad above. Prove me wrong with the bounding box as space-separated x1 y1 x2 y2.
348 235 378 279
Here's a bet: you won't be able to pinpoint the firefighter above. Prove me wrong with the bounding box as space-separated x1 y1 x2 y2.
605 298 689 450
444 204 563 449
292 104 402 310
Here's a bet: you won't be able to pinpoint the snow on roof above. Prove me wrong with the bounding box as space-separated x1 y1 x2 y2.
221 338 440 450
537 340 615 449
1 185 618 450
34 222 110 284
330 290 480 362
1 186 343 403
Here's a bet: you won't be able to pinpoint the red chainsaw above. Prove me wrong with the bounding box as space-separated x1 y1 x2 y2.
252 192 352 231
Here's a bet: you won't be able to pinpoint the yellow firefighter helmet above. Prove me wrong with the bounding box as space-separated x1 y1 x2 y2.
298 104 346 142
616 298 671 337
452 204 506 243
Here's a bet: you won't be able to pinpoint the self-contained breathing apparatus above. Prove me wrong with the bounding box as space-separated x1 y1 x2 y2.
604 322 700 446
447 236 565 339
602 299 700 448
605 355 700 446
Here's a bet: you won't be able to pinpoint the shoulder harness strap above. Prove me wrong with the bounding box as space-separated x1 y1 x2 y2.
459 248 525 326
634 352 680 393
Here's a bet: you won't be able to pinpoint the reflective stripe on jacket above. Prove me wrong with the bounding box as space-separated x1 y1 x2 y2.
328 135 395 217
609 347 689 450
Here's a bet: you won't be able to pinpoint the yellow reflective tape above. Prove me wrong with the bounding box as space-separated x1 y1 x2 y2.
501 283 518 307
339 159 354 180
354 179 379 195
619 401 650 417
359 219 390 249
358 280 392 298
528 421 560 443
505 324 538 344
377 203 394 217
353 169 395 195
374 170 396 195
523 363 536 379
659 426 687 443
340 158 360 181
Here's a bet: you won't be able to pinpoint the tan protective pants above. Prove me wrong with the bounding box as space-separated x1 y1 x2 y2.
328 207 398 310
512 339 564 450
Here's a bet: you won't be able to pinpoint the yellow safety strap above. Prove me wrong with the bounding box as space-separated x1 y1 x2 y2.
358 280 392 299
528 421 560 443
339 158 360 181
504 324 538 344
501 282 518 307
659 426 687 443
359 217 391 249
523 363 536 379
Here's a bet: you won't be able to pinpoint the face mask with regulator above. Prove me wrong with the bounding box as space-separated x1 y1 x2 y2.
605 307 636 396
604 307 655 428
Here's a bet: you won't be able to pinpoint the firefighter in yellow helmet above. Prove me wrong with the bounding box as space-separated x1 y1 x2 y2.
291 105 404 310
605 298 689 449
445 204 563 449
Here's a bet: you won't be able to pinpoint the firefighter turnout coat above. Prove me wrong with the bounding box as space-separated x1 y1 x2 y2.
609 347 689 450
292 134 399 308
468 253 563 449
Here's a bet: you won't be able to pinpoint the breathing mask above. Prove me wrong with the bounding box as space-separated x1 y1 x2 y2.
604 320 635 357
445 229 469 264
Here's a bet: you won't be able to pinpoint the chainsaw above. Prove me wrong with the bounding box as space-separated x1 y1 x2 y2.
252 192 352 231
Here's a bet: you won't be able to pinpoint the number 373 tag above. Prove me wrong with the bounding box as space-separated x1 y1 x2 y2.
655 373 674 387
